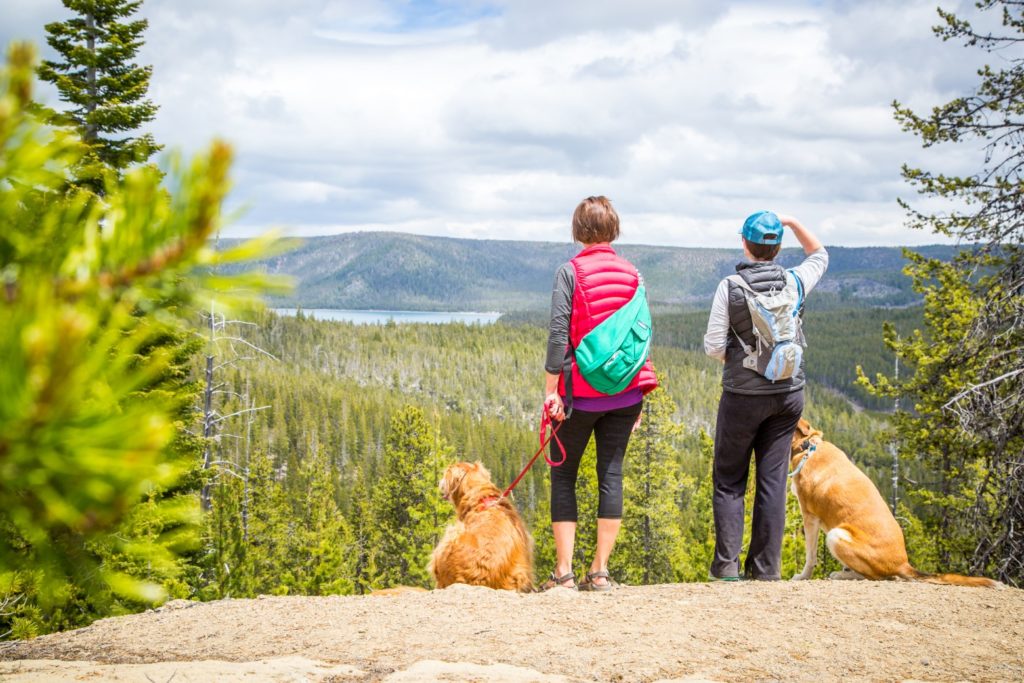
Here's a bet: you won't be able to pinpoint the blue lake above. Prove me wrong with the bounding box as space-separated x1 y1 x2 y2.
274 308 501 325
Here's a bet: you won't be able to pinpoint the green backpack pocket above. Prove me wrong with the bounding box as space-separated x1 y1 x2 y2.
574 284 652 395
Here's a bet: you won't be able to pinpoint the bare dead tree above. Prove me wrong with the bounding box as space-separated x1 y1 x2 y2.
891 353 900 516
241 388 256 543
198 301 275 512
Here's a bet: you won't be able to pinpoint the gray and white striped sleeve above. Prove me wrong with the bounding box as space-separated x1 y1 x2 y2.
545 263 575 374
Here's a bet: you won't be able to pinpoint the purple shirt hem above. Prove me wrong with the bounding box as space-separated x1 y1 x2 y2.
567 388 643 413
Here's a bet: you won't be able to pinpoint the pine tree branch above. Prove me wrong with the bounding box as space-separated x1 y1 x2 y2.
943 368 1024 410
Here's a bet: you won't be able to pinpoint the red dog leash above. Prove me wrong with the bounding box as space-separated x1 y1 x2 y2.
495 408 567 503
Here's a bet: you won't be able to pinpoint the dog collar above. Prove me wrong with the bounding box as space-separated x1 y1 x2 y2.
788 442 817 478
476 495 501 511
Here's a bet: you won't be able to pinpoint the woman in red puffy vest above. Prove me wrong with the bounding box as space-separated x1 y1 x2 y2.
540 196 657 591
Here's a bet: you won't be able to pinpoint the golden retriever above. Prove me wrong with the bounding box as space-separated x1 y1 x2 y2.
429 461 534 592
789 418 1001 587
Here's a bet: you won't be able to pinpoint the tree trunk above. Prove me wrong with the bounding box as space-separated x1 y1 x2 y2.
891 355 900 514
242 393 253 543
200 353 214 511
84 11 97 143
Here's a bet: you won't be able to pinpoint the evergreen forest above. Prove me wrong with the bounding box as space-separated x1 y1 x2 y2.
92 309 924 612
166 307 948 610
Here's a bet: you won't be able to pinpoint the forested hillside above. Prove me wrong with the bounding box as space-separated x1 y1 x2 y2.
118 309 915 619
235 232 956 311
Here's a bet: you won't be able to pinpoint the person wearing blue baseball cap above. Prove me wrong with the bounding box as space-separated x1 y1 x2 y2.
702 211 829 581
739 210 786 245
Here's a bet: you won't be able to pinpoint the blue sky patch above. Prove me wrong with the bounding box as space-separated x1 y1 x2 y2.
391 0 500 31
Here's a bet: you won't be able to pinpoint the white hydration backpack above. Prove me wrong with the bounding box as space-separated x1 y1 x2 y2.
727 271 805 382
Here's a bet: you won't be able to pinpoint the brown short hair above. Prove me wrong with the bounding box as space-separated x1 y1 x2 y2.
572 196 620 245
743 238 781 261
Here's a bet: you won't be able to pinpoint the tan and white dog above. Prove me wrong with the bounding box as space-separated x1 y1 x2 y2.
429 461 534 592
789 419 1001 587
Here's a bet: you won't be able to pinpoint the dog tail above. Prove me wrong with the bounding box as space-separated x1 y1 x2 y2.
896 564 1004 589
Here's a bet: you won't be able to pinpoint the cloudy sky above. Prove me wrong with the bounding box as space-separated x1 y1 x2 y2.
1 0 993 246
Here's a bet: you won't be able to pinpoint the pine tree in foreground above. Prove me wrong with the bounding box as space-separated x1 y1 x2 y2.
369 407 450 589
294 446 355 595
861 0 1024 586
37 0 160 189
677 430 716 582
0 42 281 637
617 390 688 586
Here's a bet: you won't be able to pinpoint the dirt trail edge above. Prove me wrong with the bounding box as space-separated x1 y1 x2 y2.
2 581 1022 682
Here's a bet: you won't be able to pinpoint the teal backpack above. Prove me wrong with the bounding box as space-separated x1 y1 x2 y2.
573 283 653 395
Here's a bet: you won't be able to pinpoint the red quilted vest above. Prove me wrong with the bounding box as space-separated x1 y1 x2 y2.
559 243 658 398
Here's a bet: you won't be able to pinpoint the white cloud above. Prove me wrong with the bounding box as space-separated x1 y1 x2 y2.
1 0 997 247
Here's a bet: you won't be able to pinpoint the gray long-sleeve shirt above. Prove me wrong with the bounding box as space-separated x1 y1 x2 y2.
545 263 575 374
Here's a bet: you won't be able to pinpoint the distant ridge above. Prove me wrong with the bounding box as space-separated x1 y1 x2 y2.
235 232 956 311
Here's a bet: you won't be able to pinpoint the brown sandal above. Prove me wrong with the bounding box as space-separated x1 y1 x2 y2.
579 570 618 592
539 571 577 591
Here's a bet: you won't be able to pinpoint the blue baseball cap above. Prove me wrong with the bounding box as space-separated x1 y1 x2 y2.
740 210 784 245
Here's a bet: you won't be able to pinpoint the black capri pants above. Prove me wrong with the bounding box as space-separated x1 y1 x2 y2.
549 401 643 522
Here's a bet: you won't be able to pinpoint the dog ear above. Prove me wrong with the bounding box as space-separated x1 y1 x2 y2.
440 463 466 503
438 465 452 498
794 419 812 438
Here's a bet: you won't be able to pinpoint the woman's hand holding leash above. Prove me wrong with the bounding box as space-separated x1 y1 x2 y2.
544 392 565 422
543 371 565 422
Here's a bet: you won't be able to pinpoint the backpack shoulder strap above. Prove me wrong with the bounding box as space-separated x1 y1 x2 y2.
724 276 757 356
725 274 756 294
725 275 758 355
786 269 805 312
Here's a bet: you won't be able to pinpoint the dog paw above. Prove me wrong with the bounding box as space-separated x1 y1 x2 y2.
828 569 864 580
790 573 810 581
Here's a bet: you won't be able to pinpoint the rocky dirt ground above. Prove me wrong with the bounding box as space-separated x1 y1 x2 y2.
1 580 1023 682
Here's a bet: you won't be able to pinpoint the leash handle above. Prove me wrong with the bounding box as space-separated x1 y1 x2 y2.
500 409 567 500
539 410 567 467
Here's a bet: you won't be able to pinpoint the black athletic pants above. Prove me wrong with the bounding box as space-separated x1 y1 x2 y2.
711 389 804 580
549 402 643 523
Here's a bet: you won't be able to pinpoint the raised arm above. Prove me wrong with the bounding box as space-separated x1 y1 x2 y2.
776 215 823 255
776 214 829 294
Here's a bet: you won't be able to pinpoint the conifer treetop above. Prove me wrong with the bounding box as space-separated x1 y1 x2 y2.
37 0 160 180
